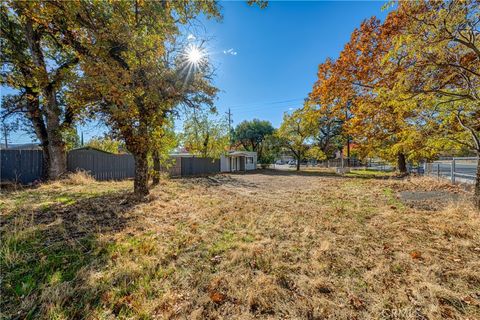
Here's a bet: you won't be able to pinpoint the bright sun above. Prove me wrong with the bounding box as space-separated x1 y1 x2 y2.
186 45 203 64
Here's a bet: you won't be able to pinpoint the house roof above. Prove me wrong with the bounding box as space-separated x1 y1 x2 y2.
228 151 256 157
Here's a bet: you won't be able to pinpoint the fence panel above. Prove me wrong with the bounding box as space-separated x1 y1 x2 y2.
316 158 362 168
1 149 44 184
181 157 220 176
424 157 477 184
67 149 135 181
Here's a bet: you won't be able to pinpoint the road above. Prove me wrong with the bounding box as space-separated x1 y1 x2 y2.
428 161 477 183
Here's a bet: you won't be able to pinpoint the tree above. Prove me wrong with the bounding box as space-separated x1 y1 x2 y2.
7 0 265 196
62 128 80 151
233 119 274 159
305 145 327 162
276 110 312 171
309 10 428 174
151 117 177 185
181 111 229 159
1 1 80 179
389 0 480 205
257 133 282 164
86 136 125 154
303 101 344 158
26 1 223 197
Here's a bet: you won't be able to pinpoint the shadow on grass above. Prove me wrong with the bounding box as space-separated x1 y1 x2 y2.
0 190 140 319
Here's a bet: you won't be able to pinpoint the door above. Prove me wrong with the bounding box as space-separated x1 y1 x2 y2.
239 156 245 171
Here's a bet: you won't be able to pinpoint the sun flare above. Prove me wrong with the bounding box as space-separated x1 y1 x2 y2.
186 45 205 65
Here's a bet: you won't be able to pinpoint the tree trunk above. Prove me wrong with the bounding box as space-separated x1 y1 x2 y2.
44 87 67 178
346 137 351 167
47 139 67 178
296 155 301 171
475 155 480 210
152 150 160 186
397 153 407 175
24 16 68 180
26 90 50 180
134 152 149 197
40 145 50 180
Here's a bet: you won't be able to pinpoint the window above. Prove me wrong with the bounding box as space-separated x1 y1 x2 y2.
246 157 254 164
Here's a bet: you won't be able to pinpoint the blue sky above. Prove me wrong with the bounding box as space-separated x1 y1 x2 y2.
3 0 390 144
204 1 389 129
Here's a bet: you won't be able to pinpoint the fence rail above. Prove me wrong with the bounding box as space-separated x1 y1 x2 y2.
424 157 477 184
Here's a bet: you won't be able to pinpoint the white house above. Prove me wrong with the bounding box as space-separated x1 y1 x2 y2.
220 151 257 172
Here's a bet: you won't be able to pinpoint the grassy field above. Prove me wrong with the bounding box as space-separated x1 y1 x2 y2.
1 170 479 319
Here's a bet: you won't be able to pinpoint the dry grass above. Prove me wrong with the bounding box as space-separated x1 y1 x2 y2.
1 170 479 319
62 170 96 185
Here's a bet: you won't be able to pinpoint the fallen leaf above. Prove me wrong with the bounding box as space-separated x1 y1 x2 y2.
410 251 422 260
463 295 479 306
209 291 226 304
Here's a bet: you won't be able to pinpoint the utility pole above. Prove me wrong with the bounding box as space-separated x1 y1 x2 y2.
81 131 84 146
2 122 8 149
226 108 233 147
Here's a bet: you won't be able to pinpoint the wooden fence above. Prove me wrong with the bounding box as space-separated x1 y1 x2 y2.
180 157 220 176
1 149 44 184
67 148 135 180
1 148 221 184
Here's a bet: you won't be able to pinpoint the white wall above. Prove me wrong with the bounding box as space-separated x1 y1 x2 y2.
220 155 230 172
244 152 257 171
221 152 257 172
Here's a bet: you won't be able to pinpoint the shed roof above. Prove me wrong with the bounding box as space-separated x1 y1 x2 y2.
228 151 256 157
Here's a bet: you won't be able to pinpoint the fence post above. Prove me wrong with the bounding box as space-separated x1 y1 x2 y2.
451 158 456 184
437 163 440 179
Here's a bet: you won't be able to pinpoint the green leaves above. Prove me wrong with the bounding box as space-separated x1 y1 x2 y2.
181 111 229 159
233 119 274 152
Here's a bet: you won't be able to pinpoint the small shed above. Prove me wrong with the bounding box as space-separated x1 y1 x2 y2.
220 151 257 173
